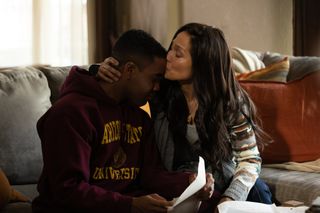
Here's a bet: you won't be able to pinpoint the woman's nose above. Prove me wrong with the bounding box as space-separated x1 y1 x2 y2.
166 50 173 61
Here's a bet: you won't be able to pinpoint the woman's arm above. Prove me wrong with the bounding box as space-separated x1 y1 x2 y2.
222 114 262 201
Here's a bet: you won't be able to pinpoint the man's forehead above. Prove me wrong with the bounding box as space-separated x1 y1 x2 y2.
143 57 165 76
151 57 166 74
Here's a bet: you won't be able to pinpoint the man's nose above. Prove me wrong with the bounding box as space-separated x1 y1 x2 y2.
153 82 160 91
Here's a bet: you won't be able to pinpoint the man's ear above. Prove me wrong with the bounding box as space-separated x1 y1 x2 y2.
122 62 137 80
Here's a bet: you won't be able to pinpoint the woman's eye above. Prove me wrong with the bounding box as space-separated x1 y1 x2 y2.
176 51 183 57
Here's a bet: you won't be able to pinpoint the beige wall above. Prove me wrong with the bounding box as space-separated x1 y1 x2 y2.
177 0 293 55
165 0 181 48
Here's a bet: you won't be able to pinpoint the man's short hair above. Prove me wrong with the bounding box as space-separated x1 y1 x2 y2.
112 29 167 68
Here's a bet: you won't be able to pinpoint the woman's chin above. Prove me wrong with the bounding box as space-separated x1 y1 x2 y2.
164 72 175 80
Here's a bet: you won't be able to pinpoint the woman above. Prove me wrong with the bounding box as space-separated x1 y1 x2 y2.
96 23 272 212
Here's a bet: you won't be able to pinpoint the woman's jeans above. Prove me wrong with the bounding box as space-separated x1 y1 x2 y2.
199 178 273 212
247 178 273 204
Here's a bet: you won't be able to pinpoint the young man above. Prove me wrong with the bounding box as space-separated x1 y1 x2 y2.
32 30 213 213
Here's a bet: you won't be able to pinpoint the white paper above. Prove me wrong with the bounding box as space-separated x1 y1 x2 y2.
276 206 309 213
218 201 308 213
168 156 206 213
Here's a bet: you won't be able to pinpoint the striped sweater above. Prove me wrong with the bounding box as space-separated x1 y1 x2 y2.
154 112 261 201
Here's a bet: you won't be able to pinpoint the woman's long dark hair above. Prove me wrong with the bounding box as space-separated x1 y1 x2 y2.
152 23 269 171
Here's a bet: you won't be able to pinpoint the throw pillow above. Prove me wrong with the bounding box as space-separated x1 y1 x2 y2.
240 71 320 163
232 47 265 74
0 169 29 209
237 57 289 82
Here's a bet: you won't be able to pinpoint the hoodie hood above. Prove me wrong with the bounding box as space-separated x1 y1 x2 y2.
60 66 114 103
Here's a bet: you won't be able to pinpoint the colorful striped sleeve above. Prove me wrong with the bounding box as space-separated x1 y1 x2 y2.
223 114 261 201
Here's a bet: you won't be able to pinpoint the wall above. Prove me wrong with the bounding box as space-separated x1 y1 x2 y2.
126 0 178 49
165 0 181 48
178 0 293 55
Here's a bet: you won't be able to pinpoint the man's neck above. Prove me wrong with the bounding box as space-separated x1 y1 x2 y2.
98 80 124 103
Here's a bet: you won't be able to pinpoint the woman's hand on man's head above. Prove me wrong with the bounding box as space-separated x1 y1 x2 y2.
97 57 121 83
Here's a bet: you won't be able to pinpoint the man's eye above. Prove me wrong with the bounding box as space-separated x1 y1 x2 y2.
153 76 162 83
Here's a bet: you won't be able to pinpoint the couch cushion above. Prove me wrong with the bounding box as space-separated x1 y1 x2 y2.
260 167 320 205
39 66 89 104
0 202 32 213
240 71 320 163
0 67 51 184
12 184 38 201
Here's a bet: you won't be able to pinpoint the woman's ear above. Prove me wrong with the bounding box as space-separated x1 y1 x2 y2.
123 62 138 80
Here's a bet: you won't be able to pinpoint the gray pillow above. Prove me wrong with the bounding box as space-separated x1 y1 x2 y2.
40 65 89 104
262 52 320 81
287 56 320 81
0 67 51 184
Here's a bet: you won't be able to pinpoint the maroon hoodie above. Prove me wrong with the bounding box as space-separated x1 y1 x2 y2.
32 67 189 213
